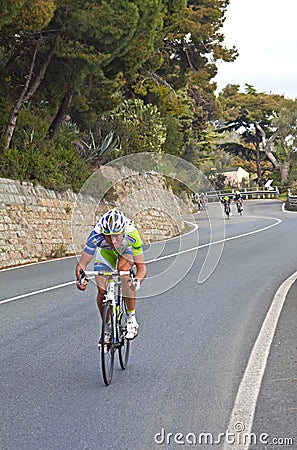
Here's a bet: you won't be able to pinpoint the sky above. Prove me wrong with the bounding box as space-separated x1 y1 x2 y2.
214 0 297 99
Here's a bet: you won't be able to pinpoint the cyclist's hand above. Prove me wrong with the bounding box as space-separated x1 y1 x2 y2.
76 269 89 291
127 278 140 291
76 279 88 291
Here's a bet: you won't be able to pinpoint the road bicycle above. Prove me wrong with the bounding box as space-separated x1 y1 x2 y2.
79 267 135 386
199 197 208 211
224 203 231 219
236 200 243 215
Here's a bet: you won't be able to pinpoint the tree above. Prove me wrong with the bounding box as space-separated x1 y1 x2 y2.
108 98 167 154
125 0 237 157
1 1 167 147
271 107 297 183
0 0 56 148
217 84 296 185
0 0 240 191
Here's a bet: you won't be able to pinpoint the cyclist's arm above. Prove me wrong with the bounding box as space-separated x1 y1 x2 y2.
75 250 93 288
133 253 146 283
126 227 146 283
76 250 93 277
75 228 98 279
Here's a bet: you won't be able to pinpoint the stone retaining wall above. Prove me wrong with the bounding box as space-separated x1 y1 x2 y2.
0 169 191 269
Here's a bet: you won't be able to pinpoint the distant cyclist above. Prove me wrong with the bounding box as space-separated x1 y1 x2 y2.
192 192 199 208
75 209 147 341
192 192 199 203
222 195 232 216
223 195 232 206
233 190 243 213
199 192 207 210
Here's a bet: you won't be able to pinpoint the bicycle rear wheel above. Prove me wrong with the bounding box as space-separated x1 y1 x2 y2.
118 310 130 369
101 300 115 386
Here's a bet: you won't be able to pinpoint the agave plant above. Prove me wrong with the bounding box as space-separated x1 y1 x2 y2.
78 130 121 163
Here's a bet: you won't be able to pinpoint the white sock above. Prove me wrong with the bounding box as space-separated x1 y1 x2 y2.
127 309 136 318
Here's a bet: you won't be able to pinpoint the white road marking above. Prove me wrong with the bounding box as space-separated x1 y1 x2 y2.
0 255 75 272
146 217 281 263
0 217 281 305
0 281 75 305
282 201 297 214
223 270 297 450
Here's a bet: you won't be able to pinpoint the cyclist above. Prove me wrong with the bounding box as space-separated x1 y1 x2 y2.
75 208 146 342
199 192 207 210
233 190 243 211
192 192 201 210
222 195 232 215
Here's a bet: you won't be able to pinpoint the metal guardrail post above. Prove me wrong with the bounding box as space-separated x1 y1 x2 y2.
204 188 279 202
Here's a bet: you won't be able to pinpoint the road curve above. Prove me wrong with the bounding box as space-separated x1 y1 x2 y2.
1 200 296 450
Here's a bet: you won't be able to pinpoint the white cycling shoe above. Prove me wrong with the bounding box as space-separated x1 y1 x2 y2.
126 316 139 340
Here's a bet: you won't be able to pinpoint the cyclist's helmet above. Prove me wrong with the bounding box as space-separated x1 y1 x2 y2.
100 209 126 235
236 190 240 194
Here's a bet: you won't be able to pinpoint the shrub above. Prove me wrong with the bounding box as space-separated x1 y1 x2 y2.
0 142 91 192
289 181 297 195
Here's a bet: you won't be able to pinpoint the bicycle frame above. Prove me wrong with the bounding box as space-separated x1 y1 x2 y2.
80 268 133 385
236 200 243 214
224 203 231 215
85 269 130 345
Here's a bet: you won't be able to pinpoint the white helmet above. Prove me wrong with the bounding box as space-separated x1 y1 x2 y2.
100 209 126 235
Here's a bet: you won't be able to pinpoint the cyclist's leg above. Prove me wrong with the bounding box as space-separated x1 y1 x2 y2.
118 251 138 339
95 275 107 317
118 251 135 309
94 250 118 352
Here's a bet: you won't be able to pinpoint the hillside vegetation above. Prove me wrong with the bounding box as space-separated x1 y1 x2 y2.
0 1 296 192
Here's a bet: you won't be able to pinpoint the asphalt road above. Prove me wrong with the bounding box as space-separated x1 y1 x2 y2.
1 200 296 450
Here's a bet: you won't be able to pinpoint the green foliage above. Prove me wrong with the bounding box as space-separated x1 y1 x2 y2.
66 0 139 57
14 0 56 32
216 85 297 185
165 177 189 197
0 140 91 192
9 108 49 149
159 0 237 91
218 83 286 124
78 130 121 165
161 115 185 156
114 0 166 74
272 107 297 161
0 0 254 193
0 0 26 31
290 181 297 195
109 99 167 154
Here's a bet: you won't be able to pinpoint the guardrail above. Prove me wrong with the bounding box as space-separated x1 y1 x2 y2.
287 189 297 211
204 188 279 202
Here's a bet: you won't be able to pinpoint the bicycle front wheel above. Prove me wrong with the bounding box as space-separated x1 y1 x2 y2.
119 311 130 369
101 300 115 386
